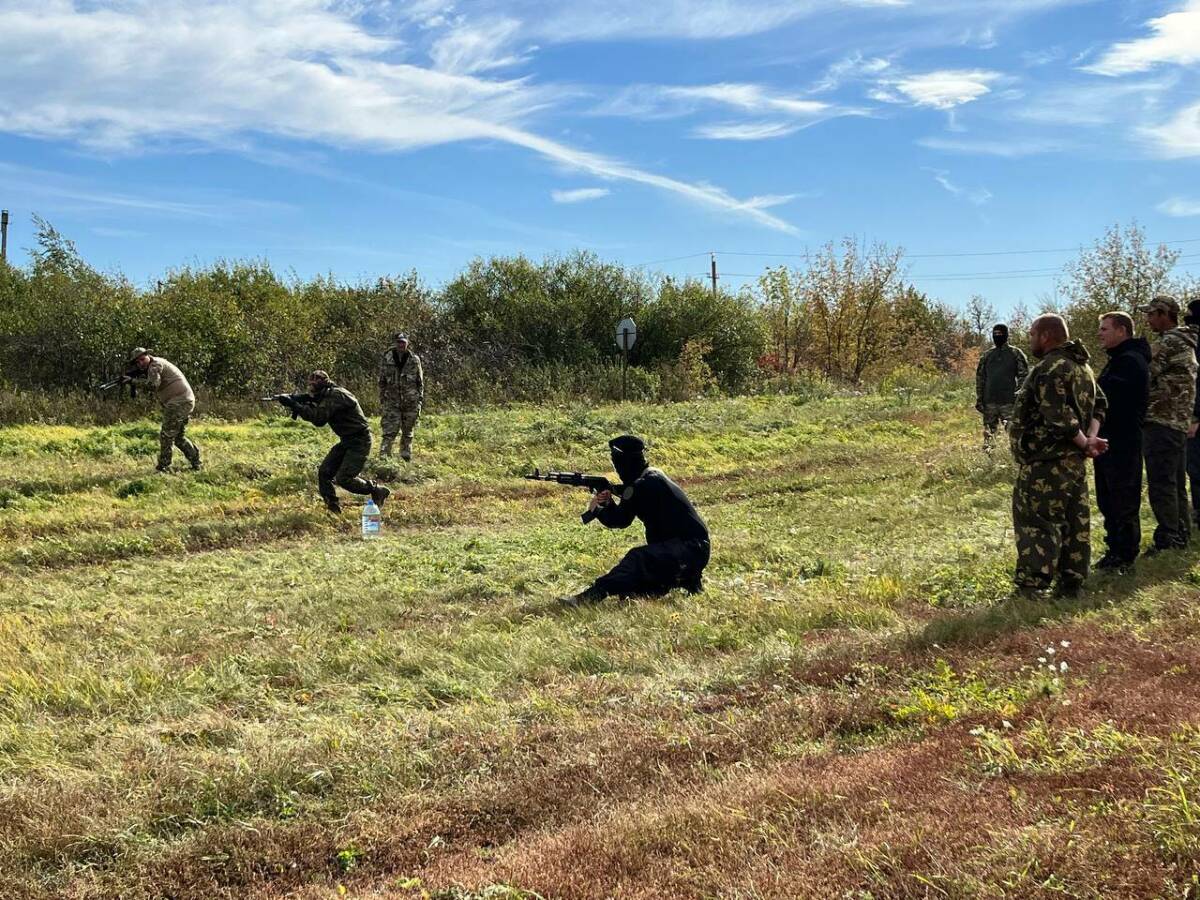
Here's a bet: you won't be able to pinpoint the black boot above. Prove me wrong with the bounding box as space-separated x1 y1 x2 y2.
371 483 391 508
560 586 606 608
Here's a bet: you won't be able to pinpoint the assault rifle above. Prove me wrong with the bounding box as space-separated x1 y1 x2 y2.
524 469 625 524
97 365 141 399
260 392 316 420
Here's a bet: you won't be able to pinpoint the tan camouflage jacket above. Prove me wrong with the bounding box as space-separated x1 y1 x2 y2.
379 348 423 407
1009 340 1107 465
1146 325 1198 432
140 357 194 406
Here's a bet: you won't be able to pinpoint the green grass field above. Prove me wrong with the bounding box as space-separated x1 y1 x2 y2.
2 389 1199 899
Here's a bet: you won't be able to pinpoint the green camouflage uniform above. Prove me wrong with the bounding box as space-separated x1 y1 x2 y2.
1008 341 1107 591
975 344 1029 448
1143 325 1200 548
290 383 378 509
379 348 423 460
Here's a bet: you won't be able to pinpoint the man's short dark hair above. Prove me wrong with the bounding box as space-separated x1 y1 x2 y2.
1031 313 1069 343
1099 311 1134 337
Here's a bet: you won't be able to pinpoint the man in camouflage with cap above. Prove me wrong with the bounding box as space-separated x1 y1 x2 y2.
1140 294 1199 554
561 435 710 607
378 332 424 461
123 348 202 473
267 370 390 514
1008 314 1108 598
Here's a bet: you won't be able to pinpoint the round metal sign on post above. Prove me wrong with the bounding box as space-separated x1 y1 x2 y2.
616 317 637 352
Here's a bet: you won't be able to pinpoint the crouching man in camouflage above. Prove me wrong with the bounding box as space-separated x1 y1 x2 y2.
268 371 390 514
126 347 201 473
379 332 423 460
1008 315 1108 599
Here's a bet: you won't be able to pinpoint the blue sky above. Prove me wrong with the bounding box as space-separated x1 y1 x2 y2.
0 0 1197 313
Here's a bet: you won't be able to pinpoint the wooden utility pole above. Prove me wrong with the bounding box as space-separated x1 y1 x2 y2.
0 210 8 265
710 252 717 295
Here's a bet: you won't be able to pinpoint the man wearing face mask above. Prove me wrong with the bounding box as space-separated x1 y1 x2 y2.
975 323 1029 450
561 435 710 607
1009 314 1107 598
268 370 390 514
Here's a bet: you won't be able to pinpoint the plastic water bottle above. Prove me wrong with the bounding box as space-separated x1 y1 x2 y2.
361 498 382 539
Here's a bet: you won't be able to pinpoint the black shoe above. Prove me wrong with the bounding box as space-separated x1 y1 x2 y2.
154 465 171 474
1014 585 1050 601
560 587 606 608
682 577 704 595
1054 581 1083 600
1143 544 1172 558
1095 554 1120 570
324 499 343 514
371 484 391 508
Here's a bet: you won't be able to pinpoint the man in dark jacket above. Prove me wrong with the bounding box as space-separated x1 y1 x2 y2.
975 323 1029 450
562 435 710 607
269 371 390 513
1093 312 1151 572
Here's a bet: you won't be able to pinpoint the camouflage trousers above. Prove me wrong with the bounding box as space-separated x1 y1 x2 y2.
1013 456 1090 590
158 398 200 471
381 401 421 460
981 403 1014 449
318 430 374 506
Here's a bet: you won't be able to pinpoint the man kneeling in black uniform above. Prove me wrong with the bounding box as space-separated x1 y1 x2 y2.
562 435 710 607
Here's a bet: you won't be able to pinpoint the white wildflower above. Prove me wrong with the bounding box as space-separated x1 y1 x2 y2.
1060 640 1070 648
1060 661 1068 673
1002 720 1013 730
1038 657 1047 664
1046 647 1056 656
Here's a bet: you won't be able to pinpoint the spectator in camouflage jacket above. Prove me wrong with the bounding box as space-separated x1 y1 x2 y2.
379 332 423 461
1139 295 1199 552
975 323 1029 450
1009 314 1108 597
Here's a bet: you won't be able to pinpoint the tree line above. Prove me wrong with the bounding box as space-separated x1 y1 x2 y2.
0 218 1192 410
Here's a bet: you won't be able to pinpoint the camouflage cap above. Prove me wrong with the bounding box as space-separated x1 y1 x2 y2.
307 369 330 383
127 347 151 363
1137 295 1180 316
393 332 410 342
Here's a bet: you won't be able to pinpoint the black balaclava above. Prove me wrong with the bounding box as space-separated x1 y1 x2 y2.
1186 301 1200 328
992 324 1009 347
609 434 648 484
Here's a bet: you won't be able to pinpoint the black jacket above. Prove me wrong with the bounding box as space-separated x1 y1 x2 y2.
596 467 709 545
292 383 370 439
1097 337 1151 446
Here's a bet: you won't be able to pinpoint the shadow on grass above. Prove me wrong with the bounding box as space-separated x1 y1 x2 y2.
914 547 1200 650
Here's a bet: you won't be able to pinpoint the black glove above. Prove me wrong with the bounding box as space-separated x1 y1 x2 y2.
278 395 298 410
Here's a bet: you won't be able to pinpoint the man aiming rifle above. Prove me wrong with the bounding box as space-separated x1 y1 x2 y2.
536 435 710 607
263 370 390 514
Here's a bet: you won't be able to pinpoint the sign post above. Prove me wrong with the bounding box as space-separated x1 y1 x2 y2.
615 317 637 402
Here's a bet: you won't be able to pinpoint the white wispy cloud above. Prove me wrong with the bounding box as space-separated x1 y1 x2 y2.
1087 0 1200 76
1142 101 1200 158
551 187 610 203
429 17 529 74
811 53 891 93
599 81 861 140
693 121 802 140
924 167 992 205
918 136 1067 156
875 69 1003 109
1158 196 1200 217
0 0 797 233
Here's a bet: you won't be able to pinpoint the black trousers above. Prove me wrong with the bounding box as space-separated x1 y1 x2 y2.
1188 432 1200 521
592 537 710 598
1144 423 1190 549
317 430 374 504
1094 441 1142 563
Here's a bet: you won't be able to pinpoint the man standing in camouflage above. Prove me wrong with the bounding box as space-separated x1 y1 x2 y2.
1009 315 1107 598
1140 295 1198 554
268 370 390 514
125 347 201 473
379 332 423 461
975 323 1029 450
